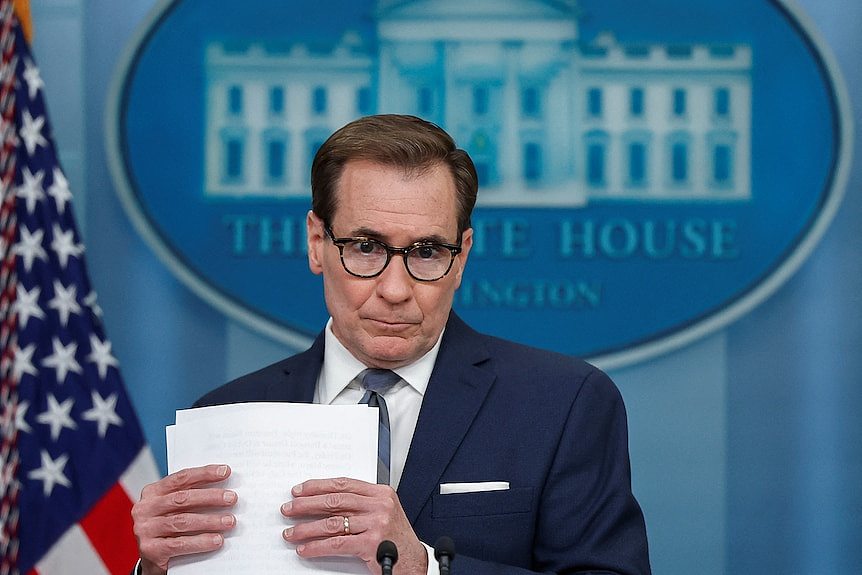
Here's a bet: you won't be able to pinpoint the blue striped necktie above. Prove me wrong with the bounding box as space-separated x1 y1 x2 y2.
358 369 401 485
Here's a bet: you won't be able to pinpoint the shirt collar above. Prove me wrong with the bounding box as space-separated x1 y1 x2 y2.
317 317 443 404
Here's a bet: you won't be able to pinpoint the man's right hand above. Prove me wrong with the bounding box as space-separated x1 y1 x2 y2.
131 464 237 575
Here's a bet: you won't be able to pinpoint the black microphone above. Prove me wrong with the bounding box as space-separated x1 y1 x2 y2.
376 540 398 575
434 536 455 575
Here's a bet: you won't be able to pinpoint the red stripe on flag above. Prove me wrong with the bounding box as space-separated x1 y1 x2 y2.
79 483 137 575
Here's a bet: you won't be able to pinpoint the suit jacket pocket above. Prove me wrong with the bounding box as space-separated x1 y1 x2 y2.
432 487 534 518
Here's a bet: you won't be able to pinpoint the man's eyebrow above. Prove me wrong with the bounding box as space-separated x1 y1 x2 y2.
348 227 453 245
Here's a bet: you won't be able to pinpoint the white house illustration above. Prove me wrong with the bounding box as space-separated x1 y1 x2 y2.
204 0 752 206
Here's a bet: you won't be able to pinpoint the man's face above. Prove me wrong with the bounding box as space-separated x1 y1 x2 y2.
306 159 472 369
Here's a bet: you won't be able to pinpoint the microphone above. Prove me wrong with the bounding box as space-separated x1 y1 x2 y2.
434 536 455 575
376 540 398 575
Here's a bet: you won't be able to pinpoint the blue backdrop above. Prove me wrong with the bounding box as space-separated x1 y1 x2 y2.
30 0 861 573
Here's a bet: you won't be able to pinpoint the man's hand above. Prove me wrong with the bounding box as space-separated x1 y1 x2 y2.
281 478 428 575
131 464 237 575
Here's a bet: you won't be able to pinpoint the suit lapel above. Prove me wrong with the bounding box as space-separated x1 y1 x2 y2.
397 314 495 524
265 332 324 403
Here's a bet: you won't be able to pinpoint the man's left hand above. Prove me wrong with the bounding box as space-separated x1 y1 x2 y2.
281 477 427 575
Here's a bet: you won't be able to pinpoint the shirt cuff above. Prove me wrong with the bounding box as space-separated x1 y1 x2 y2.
421 541 440 575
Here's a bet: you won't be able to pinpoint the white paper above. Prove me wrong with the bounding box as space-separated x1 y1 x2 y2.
166 402 378 575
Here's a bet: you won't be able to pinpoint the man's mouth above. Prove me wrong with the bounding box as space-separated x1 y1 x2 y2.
366 317 418 330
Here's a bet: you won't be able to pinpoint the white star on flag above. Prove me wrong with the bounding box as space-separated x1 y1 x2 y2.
86 334 119 380
15 166 45 214
12 226 48 272
12 284 45 329
47 280 82 327
28 450 72 497
83 291 103 318
15 401 33 434
22 58 44 100
82 391 123 438
36 394 77 442
50 224 83 268
19 109 47 156
48 167 72 214
12 343 39 381
42 337 83 384
21 60 45 100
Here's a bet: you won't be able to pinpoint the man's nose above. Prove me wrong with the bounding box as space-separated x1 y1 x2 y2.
374 255 414 302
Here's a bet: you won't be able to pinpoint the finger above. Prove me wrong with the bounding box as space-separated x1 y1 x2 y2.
139 532 227 570
283 514 362 543
134 487 237 523
292 477 385 498
281 491 368 518
292 532 367 561
141 465 231 499
136 511 236 540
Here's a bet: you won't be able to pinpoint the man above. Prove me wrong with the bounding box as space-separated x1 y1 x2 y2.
131 115 651 575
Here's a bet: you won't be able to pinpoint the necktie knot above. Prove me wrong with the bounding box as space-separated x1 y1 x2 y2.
359 368 401 395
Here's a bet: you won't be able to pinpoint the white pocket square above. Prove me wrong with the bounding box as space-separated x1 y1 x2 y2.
439 481 510 495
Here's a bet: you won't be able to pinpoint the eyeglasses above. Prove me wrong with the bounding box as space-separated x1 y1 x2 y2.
325 226 462 282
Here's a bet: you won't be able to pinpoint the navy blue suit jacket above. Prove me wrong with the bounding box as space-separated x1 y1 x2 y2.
196 313 650 574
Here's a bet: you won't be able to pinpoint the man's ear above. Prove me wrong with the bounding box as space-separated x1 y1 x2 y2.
307 210 325 275
453 227 473 288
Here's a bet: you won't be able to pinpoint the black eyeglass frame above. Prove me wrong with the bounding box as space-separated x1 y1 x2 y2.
324 226 463 282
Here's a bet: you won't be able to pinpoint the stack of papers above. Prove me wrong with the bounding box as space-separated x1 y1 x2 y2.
166 402 378 574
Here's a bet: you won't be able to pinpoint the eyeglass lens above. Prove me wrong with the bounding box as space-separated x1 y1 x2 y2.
340 239 453 280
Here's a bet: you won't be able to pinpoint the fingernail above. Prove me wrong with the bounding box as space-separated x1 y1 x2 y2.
292 484 303 495
224 491 237 504
283 527 293 539
281 501 292 514
212 534 223 546
296 544 305 555
221 515 235 527
217 465 229 477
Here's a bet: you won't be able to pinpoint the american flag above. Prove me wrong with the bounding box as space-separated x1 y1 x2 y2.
0 2 159 573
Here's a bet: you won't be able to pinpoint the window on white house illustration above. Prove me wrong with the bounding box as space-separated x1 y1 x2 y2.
266 139 286 182
223 136 244 182
312 87 327 115
628 141 647 186
672 88 686 117
587 88 603 118
357 87 372 115
671 140 689 184
269 87 284 116
714 87 730 118
417 86 433 115
474 161 490 187
524 142 542 182
473 85 489 116
630 88 645 117
713 143 734 186
228 85 243 116
586 137 607 187
522 86 541 118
